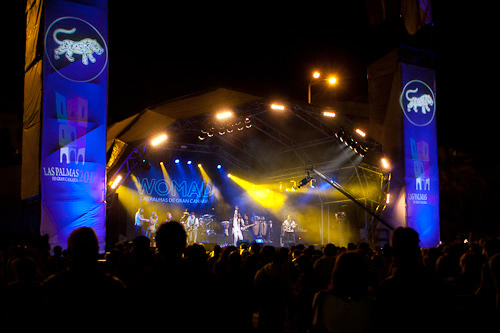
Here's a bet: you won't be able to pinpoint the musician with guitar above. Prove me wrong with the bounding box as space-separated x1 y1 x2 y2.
282 215 297 245
187 212 199 244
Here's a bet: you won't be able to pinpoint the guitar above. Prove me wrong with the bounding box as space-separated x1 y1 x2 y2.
241 223 256 231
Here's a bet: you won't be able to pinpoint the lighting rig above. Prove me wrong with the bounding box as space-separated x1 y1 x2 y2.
298 166 394 231
107 133 167 193
198 115 252 141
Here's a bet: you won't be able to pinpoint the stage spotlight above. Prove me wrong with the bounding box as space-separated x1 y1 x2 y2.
140 158 151 171
245 117 252 128
271 104 285 111
297 173 313 188
110 175 122 189
323 111 336 118
187 160 192 165
151 133 167 146
217 164 222 169
227 173 232 178
381 157 390 170
198 163 202 168
216 111 233 120
355 128 366 137
174 159 180 164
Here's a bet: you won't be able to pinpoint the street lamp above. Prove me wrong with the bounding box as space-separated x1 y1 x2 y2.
308 71 338 104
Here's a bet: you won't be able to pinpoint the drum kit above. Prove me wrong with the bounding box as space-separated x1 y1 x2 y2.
198 214 217 235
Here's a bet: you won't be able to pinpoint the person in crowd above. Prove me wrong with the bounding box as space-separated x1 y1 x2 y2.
312 251 374 333
490 253 500 314
3 255 44 330
292 253 318 333
134 221 219 331
475 237 500 330
314 243 337 290
254 247 292 333
376 227 446 333
41 227 126 330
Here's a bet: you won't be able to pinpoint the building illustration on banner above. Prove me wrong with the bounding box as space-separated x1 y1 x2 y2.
55 92 88 165
411 138 430 192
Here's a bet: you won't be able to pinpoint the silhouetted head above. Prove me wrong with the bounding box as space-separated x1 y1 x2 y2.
68 227 99 266
133 236 151 256
330 250 368 300
323 243 337 257
156 221 187 257
391 227 421 268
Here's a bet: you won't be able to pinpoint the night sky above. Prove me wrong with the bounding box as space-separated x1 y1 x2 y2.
1 1 497 180
106 2 371 122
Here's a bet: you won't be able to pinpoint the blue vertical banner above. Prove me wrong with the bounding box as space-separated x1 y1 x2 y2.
41 0 108 250
400 64 440 247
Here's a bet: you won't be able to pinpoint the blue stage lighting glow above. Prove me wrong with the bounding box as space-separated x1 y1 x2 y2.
187 160 192 165
174 159 180 164
217 164 222 169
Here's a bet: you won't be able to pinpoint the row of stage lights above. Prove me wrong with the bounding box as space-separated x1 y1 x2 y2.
198 115 252 140
171 159 223 169
197 104 371 158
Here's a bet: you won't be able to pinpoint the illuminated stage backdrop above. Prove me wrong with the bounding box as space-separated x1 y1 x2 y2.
400 64 440 247
41 0 108 250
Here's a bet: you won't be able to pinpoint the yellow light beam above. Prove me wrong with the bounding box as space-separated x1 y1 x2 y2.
228 174 285 209
130 173 142 193
160 161 179 198
198 163 220 200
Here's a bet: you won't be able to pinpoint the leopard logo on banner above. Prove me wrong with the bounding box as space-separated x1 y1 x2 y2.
45 16 108 82
53 27 104 66
400 80 436 127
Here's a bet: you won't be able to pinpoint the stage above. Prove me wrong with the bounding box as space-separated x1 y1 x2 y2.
105 89 391 249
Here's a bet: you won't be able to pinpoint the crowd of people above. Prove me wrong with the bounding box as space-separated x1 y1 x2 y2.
0 222 499 332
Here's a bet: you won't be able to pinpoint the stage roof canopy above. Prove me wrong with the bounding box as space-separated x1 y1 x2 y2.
107 87 385 183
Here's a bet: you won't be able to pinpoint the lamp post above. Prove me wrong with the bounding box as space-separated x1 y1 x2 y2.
307 71 337 104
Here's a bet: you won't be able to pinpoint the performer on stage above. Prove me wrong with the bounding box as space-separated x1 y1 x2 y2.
147 211 158 245
282 215 297 245
164 211 173 223
232 206 243 246
180 210 189 231
134 208 149 237
187 212 199 244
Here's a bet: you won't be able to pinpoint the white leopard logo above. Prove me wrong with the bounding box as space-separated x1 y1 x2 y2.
405 88 433 114
53 28 103 66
